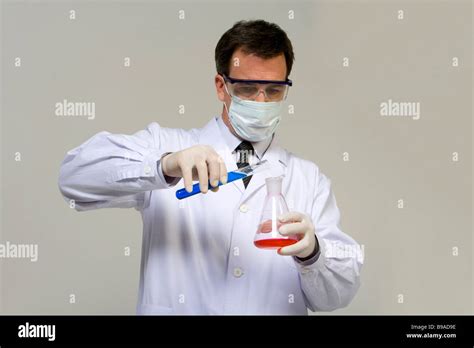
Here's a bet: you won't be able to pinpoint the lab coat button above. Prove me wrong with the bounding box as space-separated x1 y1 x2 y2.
233 267 243 278
239 204 249 213
144 165 152 175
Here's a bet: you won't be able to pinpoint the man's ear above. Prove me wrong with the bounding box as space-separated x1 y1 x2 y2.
215 74 226 102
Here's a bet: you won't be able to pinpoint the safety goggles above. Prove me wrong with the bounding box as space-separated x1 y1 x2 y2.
221 74 292 102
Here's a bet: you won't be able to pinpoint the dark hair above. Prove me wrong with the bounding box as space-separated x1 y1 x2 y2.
215 19 295 79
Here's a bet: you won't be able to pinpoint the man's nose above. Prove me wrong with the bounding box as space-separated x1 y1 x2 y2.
255 90 267 102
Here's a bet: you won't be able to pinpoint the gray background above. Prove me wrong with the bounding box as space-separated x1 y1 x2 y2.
0 0 472 314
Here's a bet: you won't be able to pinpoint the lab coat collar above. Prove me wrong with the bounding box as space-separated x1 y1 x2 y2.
216 116 242 159
215 115 273 161
199 117 288 201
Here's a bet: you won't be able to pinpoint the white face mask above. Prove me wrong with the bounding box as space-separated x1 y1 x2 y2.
223 88 283 142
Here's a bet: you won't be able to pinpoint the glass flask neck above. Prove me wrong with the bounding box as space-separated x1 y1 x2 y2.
265 176 283 196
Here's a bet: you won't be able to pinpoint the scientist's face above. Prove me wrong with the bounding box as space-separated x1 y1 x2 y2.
215 48 287 140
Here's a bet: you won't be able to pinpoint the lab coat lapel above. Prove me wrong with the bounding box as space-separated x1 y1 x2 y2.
198 117 244 194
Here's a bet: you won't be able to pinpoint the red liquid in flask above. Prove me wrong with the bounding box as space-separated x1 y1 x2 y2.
254 238 297 249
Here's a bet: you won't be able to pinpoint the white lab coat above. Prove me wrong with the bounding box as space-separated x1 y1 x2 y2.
58 116 363 315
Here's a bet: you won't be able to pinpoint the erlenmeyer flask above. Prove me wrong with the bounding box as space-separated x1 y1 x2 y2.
254 176 298 249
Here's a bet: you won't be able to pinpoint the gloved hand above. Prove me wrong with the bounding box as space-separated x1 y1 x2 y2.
277 211 319 259
161 145 228 194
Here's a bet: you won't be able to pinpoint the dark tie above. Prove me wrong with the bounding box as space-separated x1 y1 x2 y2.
235 141 254 189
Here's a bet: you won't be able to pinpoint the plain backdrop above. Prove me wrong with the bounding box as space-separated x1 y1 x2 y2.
0 0 472 314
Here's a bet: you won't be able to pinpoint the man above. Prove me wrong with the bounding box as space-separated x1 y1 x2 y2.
59 19 363 315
